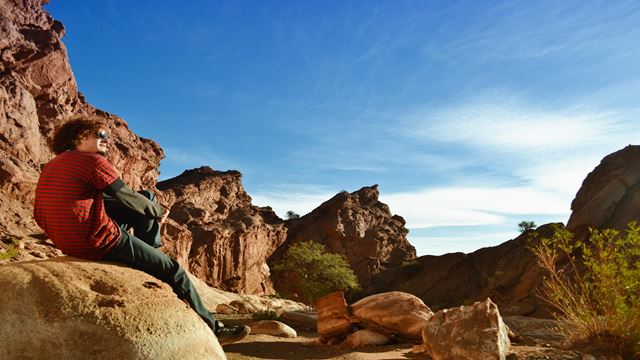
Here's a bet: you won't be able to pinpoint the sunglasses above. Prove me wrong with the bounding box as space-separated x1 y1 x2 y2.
97 130 109 140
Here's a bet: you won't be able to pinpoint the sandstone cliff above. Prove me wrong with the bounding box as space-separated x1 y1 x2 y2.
0 0 163 239
367 145 640 317
273 185 416 291
567 145 640 240
366 224 558 317
157 167 287 295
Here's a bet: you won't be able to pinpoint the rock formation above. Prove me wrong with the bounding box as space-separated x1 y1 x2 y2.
315 291 433 347
0 257 226 360
273 185 416 291
421 298 511 360
366 224 559 317
567 145 640 240
0 0 163 239
157 167 287 295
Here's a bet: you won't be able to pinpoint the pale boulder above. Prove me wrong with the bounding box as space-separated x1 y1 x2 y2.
249 320 297 338
280 310 318 331
351 291 433 341
423 298 510 360
0 257 226 360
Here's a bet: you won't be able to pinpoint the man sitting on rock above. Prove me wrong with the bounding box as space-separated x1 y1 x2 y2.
33 116 250 345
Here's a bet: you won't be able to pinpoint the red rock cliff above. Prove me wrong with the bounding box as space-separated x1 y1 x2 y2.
157 167 287 295
274 185 417 291
0 0 163 238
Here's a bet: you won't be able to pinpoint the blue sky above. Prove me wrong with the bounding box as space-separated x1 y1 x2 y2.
46 1 640 256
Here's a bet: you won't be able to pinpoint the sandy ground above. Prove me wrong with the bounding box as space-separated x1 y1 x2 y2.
220 318 583 360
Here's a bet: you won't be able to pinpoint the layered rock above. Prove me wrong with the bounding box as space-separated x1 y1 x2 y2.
274 185 416 291
0 0 163 238
157 167 287 295
567 145 640 240
315 291 433 347
421 298 511 360
367 224 558 317
0 257 226 360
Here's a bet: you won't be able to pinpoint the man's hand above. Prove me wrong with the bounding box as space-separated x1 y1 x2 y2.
158 207 170 224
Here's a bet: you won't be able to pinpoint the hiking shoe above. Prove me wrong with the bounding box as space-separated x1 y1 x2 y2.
215 324 250 345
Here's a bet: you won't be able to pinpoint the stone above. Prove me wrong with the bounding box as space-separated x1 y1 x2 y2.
567 145 640 241
157 167 288 295
215 303 238 315
249 320 297 338
0 257 225 360
279 310 318 331
316 291 353 340
422 298 510 360
229 299 258 314
274 185 416 291
351 291 433 341
341 329 390 348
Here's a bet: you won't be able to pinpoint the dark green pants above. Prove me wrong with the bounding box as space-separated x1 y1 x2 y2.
102 191 217 331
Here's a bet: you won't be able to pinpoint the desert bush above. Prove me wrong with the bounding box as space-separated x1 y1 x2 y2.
285 210 300 220
531 222 640 358
518 220 537 233
272 241 360 304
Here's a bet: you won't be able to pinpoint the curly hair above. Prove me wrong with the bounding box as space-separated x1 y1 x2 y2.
52 116 106 154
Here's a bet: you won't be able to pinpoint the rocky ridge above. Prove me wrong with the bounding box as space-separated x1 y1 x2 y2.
0 0 163 239
273 185 416 291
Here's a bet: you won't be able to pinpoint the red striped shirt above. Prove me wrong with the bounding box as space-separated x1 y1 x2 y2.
34 151 121 259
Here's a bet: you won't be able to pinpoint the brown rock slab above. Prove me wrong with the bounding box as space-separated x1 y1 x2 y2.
316 291 353 340
351 291 433 341
423 298 510 360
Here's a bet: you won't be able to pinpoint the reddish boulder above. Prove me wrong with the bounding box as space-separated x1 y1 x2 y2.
157 167 287 295
567 145 640 240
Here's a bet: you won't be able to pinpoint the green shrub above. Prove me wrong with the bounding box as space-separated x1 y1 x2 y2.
272 241 360 304
252 309 280 321
0 243 19 261
518 220 537 233
531 223 640 358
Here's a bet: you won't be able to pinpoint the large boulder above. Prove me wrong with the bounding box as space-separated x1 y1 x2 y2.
567 145 640 240
157 167 288 295
0 257 226 360
422 298 510 360
275 185 416 291
351 291 433 341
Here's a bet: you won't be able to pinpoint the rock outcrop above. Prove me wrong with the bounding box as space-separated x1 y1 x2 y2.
367 224 558 317
274 185 416 291
0 0 163 239
0 257 226 360
315 291 433 347
567 145 640 240
157 167 287 295
421 298 511 360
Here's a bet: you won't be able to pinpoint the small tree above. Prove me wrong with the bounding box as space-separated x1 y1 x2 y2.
531 223 640 358
518 220 537 233
285 210 300 220
272 241 360 304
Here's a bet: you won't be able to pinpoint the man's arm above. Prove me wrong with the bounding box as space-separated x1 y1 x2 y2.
103 179 165 219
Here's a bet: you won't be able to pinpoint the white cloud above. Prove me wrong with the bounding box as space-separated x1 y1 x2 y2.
410 232 519 256
251 190 335 219
405 93 624 152
381 185 570 229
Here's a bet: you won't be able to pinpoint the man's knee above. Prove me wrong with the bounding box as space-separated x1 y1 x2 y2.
137 189 157 202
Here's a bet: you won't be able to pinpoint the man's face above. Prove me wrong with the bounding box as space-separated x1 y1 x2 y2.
75 129 109 156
